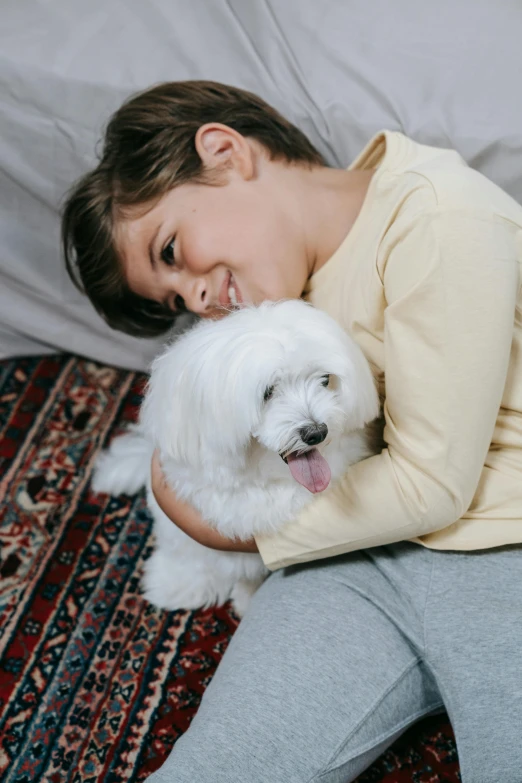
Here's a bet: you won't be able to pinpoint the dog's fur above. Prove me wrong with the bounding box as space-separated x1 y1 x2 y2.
93 300 381 616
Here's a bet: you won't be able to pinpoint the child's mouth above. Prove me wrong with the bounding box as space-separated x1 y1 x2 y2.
228 274 243 306
219 272 243 307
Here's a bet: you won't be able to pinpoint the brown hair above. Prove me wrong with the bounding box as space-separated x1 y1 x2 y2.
62 80 325 337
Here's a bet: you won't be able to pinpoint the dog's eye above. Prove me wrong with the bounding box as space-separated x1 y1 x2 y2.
321 374 330 387
264 385 274 402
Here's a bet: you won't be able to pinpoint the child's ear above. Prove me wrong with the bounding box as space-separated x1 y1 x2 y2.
194 123 255 180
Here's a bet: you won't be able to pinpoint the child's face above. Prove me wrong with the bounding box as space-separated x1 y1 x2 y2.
116 156 313 320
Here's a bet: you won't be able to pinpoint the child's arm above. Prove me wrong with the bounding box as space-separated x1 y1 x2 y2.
150 450 259 553
255 208 520 569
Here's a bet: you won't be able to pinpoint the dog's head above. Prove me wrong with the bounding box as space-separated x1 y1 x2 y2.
141 300 379 491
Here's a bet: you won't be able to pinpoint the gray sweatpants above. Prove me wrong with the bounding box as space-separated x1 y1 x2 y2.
146 542 522 783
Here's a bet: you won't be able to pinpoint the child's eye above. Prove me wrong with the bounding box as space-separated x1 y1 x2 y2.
161 237 177 266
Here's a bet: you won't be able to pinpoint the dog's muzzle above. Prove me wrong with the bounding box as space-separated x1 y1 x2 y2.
299 423 328 446
280 422 328 462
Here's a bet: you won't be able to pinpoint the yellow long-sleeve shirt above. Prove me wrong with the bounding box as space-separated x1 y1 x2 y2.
256 131 522 570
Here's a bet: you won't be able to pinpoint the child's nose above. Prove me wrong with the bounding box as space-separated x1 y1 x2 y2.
179 276 209 315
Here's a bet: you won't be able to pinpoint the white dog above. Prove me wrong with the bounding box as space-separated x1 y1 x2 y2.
92 300 381 616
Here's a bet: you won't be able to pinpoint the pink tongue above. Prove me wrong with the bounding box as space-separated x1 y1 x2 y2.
286 448 331 493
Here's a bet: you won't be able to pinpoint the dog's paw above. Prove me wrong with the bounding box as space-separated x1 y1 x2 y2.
141 551 230 612
91 450 126 495
229 578 264 618
91 429 151 496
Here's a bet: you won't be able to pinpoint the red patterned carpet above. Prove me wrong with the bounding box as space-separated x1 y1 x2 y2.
0 355 461 782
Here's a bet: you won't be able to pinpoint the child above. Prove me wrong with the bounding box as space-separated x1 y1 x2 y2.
63 81 522 782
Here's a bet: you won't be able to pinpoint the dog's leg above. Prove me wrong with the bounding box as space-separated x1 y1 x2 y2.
141 546 234 612
230 576 267 618
92 425 152 496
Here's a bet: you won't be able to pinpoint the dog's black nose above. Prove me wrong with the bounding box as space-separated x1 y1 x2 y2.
299 423 328 446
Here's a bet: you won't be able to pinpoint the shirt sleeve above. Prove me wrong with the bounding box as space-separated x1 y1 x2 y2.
255 209 520 570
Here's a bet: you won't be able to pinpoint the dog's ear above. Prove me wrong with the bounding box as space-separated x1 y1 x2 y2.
297 306 381 431
140 322 266 466
140 338 199 464
332 336 381 430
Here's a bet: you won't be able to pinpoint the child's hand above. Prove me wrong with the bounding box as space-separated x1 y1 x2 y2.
150 450 259 554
